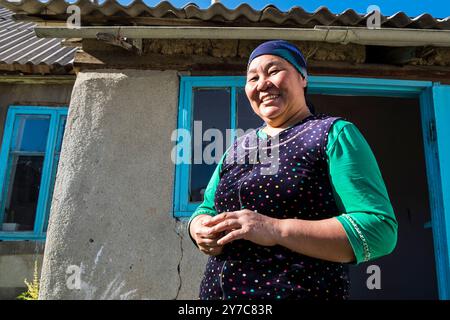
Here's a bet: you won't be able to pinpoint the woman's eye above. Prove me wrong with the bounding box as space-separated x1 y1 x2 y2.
269 69 279 75
248 76 258 82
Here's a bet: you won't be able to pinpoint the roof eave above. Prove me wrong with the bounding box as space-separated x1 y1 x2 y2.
34 25 450 47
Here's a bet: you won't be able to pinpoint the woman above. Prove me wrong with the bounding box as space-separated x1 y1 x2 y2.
188 40 398 300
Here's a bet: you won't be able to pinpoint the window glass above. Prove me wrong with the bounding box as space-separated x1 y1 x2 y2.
12 115 50 152
1 115 50 232
237 88 263 131
55 116 67 153
2 155 44 231
190 88 230 202
44 115 67 232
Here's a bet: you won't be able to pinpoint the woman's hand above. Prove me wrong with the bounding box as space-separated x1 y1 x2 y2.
202 209 280 247
189 215 224 256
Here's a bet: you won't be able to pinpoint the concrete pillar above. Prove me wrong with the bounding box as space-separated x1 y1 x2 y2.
39 70 207 299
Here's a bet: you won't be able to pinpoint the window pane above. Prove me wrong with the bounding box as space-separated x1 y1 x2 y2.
55 115 67 153
44 154 59 233
1 155 44 231
190 88 230 202
44 116 66 232
237 88 264 131
12 115 50 152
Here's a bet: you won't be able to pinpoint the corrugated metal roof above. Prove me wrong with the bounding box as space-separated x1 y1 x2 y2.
0 6 77 67
0 0 449 30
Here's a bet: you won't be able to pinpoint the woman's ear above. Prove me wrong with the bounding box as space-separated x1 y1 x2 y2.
302 77 308 88
298 73 307 88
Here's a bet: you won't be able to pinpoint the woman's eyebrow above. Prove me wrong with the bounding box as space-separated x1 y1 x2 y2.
266 61 283 68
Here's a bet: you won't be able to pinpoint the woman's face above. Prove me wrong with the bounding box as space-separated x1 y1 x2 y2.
245 54 307 126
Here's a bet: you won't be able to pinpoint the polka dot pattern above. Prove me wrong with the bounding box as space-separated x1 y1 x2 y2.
199 114 350 300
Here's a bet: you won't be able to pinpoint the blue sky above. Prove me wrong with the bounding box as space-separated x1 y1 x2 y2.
115 0 450 19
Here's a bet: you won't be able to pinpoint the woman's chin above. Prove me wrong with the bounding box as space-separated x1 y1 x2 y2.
260 106 282 119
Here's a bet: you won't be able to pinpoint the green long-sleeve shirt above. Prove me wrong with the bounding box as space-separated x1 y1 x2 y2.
189 119 398 264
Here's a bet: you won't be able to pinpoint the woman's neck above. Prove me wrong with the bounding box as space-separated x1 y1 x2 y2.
263 108 312 135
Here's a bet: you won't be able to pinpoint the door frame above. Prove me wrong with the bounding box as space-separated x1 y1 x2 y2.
308 76 449 300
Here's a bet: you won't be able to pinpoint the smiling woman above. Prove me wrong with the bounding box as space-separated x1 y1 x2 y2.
244 40 311 136
245 55 309 132
188 40 398 300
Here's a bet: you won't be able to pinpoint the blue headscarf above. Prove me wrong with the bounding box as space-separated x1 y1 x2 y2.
247 40 308 79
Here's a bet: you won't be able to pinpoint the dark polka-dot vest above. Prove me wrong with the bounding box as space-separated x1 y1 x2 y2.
199 114 350 300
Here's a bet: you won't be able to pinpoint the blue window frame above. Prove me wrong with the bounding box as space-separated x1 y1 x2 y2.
0 106 68 241
175 75 450 299
174 76 246 217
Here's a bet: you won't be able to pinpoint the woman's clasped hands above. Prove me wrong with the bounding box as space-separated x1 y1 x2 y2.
191 209 281 256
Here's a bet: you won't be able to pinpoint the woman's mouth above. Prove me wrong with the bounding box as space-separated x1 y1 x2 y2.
261 94 280 104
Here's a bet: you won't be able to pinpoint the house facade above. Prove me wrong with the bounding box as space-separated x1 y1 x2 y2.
0 5 76 299
0 0 449 299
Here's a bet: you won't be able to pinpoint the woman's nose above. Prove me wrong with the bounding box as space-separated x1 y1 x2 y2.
256 78 272 91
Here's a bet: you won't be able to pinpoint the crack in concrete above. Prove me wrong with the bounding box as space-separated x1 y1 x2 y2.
173 220 184 300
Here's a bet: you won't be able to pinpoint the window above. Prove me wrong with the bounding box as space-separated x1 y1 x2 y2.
0 106 68 240
174 77 262 217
